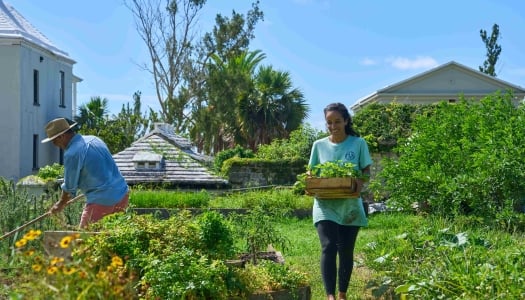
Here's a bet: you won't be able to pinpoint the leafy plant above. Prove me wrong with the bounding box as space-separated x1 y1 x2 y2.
256 124 327 160
309 160 362 178
293 160 367 195
36 163 64 180
233 207 290 264
373 92 525 227
214 145 254 173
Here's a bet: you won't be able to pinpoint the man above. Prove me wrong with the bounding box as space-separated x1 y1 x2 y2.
41 118 129 228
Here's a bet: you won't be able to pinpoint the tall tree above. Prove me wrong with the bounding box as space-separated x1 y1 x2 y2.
479 23 501 77
190 50 265 154
74 93 157 153
75 96 109 132
124 0 206 130
239 65 308 150
125 0 263 135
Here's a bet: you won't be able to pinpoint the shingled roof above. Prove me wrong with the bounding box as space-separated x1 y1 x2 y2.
113 123 229 188
0 1 71 60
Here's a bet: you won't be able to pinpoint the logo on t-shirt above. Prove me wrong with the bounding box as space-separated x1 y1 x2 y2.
345 151 355 160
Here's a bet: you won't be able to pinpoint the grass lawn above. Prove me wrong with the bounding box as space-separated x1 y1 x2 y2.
276 215 383 300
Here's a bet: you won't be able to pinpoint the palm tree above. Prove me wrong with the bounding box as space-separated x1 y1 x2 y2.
239 66 308 150
191 50 265 154
74 96 109 131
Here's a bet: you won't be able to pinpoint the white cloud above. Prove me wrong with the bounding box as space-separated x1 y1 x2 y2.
386 56 439 70
360 57 377 66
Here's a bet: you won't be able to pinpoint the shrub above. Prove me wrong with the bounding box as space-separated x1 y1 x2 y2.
36 163 64 181
256 124 326 160
214 145 254 173
373 92 525 228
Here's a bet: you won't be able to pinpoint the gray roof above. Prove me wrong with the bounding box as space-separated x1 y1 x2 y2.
113 123 228 188
0 1 71 59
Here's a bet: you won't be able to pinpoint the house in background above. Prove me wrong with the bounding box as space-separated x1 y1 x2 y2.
0 0 80 181
350 61 525 113
113 123 229 189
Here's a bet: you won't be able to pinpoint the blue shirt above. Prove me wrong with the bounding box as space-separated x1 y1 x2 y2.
309 136 373 227
61 134 128 205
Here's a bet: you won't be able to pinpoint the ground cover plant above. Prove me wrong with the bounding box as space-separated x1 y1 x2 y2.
2 188 525 299
2 210 309 299
129 187 313 211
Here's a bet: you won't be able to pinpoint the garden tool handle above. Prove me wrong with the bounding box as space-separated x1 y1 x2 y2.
0 194 85 241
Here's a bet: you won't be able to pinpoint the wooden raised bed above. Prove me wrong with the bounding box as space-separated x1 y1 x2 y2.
305 177 359 199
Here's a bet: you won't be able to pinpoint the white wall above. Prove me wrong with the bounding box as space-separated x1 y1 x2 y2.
0 42 74 181
0 45 21 181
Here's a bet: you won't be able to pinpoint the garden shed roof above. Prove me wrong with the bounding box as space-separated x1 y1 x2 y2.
113 123 229 188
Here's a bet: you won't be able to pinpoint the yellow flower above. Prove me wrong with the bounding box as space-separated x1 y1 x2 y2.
32 264 42 272
60 235 73 248
111 256 124 267
112 286 124 295
23 229 41 241
97 271 107 279
15 238 27 248
24 249 35 256
77 270 88 279
62 266 77 275
50 257 65 266
47 266 59 275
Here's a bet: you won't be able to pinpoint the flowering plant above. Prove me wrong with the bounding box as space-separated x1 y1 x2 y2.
11 229 137 299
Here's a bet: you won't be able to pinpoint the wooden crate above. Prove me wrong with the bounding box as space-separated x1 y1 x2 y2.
305 177 359 199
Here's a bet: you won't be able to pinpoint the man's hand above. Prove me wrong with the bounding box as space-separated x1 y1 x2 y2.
49 192 72 214
49 201 68 214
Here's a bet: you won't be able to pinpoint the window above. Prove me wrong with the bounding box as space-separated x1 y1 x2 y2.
32 134 39 170
59 71 65 107
132 152 164 171
33 69 39 105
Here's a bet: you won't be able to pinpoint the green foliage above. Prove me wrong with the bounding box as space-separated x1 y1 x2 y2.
293 160 366 195
479 23 501 77
232 207 290 264
209 188 313 210
36 163 64 180
353 101 432 153
255 124 326 160
130 189 211 208
195 210 235 259
373 92 525 226
214 145 255 173
308 160 362 178
75 92 155 154
362 213 525 299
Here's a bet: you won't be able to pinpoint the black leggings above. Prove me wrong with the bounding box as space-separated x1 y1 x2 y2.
316 220 360 295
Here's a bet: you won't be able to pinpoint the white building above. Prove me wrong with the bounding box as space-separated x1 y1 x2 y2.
0 0 80 181
351 61 525 113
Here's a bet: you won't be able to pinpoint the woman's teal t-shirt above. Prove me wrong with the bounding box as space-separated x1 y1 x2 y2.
309 136 373 227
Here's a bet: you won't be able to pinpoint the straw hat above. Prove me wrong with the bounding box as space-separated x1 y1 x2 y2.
41 118 77 143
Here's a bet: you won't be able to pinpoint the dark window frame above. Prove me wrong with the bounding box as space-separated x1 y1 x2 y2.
32 134 39 170
59 71 65 107
33 69 39 106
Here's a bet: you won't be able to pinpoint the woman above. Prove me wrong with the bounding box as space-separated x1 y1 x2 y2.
309 103 372 300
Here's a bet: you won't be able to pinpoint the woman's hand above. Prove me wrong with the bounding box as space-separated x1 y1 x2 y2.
355 166 371 194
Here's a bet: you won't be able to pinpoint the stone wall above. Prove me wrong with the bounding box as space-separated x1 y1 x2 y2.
226 159 308 189
225 153 397 196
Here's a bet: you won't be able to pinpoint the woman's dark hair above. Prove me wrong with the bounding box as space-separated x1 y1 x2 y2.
324 102 359 137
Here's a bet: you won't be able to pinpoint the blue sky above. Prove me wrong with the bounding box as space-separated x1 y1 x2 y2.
6 0 525 129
